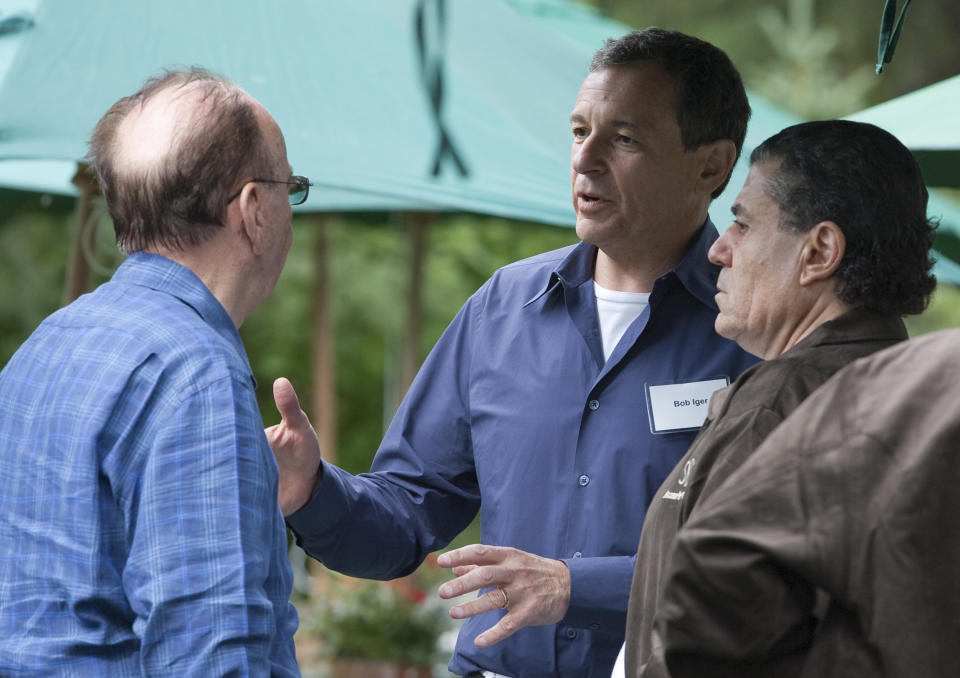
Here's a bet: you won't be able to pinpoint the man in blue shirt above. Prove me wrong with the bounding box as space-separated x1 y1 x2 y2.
270 29 757 677
0 69 304 676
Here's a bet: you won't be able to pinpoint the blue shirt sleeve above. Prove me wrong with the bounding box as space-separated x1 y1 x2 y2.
562 553 637 631
287 299 482 579
123 376 299 677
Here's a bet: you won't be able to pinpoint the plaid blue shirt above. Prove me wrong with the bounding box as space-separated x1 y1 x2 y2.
0 253 299 676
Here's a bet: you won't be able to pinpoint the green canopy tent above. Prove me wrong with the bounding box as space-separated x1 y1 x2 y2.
847 73 960 188
846 73 960 281
0 0 586 220
3 0 957 272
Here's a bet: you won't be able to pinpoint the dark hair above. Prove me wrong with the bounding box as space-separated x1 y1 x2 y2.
752 120 936 315
88 67 272 253
590 28 750 198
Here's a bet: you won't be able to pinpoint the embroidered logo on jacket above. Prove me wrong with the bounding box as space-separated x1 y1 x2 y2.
663 457 696 502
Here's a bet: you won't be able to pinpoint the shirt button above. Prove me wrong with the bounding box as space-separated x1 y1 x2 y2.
578 474 590 487
588 399 600 411
566 628 577 639
590 623 600 631
573 551 582 558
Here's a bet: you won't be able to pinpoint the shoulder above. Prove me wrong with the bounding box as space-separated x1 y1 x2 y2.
51 280 248 400
470 243 577 310
820 328 960 439
728 344 870 419
488 244 575 287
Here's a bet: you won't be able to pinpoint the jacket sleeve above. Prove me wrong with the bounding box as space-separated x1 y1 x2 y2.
646 401 836 676
286 295 482 580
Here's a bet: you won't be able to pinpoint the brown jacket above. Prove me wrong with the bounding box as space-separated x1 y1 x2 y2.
625 308 908 676
653 327 960 677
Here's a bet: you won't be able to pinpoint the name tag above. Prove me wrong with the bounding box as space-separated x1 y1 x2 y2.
645 377 728 434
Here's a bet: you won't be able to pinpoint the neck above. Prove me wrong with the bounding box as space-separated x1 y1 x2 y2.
593 228 699 293
148 238 255 328
762 296 857 359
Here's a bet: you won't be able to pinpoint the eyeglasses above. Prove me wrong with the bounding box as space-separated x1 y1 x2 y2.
227 175 312 206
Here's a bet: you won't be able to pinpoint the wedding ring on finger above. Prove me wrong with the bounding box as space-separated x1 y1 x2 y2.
497 585 510 610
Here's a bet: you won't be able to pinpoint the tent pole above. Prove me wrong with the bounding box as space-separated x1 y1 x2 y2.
311 214 337 464
62 163 97 306
398 212 432 402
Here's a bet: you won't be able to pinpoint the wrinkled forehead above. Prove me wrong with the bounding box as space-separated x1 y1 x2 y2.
572 64 679 127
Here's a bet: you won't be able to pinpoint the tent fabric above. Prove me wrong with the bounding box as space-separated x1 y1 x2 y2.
0 0 585 221
0 0 804 225
0 0 958 284
847 74 960 188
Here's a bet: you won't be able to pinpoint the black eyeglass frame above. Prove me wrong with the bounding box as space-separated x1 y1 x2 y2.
227 175 312 206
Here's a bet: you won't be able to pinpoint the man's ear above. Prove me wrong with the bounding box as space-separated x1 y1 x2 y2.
799 221 846 286
695 139 737 197
237 182 268 255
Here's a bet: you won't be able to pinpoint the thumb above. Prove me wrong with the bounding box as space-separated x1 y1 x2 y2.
273 377 308 426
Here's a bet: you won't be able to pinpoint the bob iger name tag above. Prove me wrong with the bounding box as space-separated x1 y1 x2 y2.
645 377 729 434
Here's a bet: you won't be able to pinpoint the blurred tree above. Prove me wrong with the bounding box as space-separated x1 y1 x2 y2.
0 210 70 363
0 193 116 366
583 0 960 113
243 213 577 475
748 0 877 117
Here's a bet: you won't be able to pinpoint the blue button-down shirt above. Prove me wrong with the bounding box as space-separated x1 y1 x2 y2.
288 224 757 677
0 253 299 677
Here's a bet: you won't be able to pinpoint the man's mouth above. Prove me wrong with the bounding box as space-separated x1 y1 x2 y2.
577 192 607 210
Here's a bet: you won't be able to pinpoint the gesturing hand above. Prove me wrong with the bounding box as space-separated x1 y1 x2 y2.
264 377 323 516
437 544 571 648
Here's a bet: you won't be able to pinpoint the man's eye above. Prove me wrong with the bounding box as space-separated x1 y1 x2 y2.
572 127 588 139
615 135 635 145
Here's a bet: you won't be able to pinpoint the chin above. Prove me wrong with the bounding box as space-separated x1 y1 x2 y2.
575 219 604 246
713 317 738 342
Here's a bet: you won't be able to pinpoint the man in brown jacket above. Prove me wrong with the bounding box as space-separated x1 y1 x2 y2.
655 326 960 677
620 120 937 677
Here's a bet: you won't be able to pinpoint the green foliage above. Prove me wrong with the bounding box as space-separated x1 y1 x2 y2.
748 0 877 118
245 212 576 475
0 210 68 363
302 573 450 667
904 283 960 337
584 0 960 115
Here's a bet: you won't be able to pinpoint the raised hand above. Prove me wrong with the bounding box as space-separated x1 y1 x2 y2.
265 377 323 515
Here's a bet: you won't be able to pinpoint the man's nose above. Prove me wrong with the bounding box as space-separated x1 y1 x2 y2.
571 134 603 175
708 230 732 266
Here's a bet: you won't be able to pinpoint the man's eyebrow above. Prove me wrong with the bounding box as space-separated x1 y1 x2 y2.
731 202 748 217
610 119 641 131
569 113 642 132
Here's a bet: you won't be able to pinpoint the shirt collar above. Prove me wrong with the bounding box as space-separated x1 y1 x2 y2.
788 306 908 353
112 252 254 377
524 218 722 309
669 217 723 311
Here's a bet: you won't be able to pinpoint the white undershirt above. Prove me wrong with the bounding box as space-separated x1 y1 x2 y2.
610 643 626 678
596 282 651 675
594 281 650 361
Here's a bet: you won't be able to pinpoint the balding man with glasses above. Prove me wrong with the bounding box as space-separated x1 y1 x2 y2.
0 68 304 676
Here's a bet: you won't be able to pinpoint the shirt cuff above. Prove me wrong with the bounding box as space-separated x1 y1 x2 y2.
560 554 634 633
284 459 351 549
